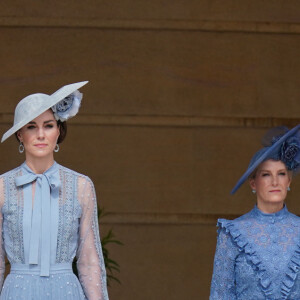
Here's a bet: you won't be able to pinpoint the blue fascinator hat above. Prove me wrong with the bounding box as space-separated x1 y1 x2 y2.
231 124 300 194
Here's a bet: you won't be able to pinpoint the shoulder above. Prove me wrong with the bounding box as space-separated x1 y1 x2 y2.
57 164 93 183
57 164 95 195
286 209 299 219
0 165 23 180
217 209 253 230
286 210 300 225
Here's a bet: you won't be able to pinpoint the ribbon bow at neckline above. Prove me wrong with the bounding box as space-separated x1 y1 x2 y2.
15 163 60 277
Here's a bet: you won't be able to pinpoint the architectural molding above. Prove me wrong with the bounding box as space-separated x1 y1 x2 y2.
100 212 238 225
0 113 299 128
0 17 300 34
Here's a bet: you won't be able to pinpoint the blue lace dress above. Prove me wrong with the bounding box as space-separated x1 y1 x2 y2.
210 205 300 300
0 162 109 300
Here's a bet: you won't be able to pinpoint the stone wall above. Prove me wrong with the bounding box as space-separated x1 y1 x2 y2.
0 1 300 299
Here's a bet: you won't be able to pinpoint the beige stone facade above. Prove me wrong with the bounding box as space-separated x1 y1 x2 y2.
0 1 300 299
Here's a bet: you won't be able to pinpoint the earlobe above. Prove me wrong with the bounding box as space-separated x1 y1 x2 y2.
249 179 256 190
17 131 22 142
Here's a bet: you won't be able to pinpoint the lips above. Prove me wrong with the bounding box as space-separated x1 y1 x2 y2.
34 144 47 148
269 190 281 192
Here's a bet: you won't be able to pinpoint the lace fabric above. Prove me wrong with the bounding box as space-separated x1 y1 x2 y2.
210 205 300 300
0 177 5 289
76 175 108 299
0 163 109 300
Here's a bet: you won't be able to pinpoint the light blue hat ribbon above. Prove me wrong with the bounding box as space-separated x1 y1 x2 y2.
15 163 60 277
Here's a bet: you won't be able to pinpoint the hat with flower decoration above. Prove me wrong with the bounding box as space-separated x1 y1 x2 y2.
231 124 300 194
1 81 88 143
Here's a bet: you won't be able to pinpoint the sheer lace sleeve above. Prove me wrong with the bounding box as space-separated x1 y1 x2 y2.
76 176 109 300
210 227 238 300
0 177 6 290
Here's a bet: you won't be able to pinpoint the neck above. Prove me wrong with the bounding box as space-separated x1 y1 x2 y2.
257 201 284 214
25 155 55 174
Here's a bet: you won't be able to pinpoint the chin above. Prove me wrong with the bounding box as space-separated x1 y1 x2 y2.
268 197 285 204
27 150 53 158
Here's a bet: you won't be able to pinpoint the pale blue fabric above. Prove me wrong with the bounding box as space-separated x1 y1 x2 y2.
0 162 109 300
210 205 300 300
15 163 60 277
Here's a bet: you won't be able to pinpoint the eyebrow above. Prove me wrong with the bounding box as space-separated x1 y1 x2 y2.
259 169 286 172
28 120 55 125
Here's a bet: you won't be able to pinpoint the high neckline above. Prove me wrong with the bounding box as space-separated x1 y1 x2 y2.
252 204 288 222
22 161 58 175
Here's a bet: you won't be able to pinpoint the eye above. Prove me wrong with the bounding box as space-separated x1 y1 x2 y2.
279 172 286 176
45 124 54 128
26 125 35 129
262 173 269 177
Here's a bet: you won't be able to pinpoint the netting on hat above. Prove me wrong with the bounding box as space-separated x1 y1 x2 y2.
260 126 300 172
261 126 289 147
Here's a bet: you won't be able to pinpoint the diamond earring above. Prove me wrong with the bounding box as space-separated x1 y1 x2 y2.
54 144 60 153
19 142 24 153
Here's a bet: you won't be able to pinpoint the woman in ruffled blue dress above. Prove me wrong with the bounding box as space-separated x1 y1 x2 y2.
210 125 300 300
0 81 109 299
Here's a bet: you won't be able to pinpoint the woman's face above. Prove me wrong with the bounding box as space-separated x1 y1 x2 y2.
17 109 60 160
249 159 291 211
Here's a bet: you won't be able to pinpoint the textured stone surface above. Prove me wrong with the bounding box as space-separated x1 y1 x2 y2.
0 2 300 299
1 29 300 119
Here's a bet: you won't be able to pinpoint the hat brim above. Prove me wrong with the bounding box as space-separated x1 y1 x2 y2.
1 81 88 143
231 124 300 194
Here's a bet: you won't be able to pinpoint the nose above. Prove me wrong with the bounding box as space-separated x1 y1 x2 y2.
37 127 45 139
271 175 278 186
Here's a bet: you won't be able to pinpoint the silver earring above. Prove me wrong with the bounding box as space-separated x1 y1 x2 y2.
252 189 256 194
54 144 59 153
19 142 24 153
287 187 291 191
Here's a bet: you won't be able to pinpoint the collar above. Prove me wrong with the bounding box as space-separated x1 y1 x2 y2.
21 161 58 176
252 204 288 223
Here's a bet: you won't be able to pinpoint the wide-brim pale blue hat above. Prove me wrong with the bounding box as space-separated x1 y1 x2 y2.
231 124 300 194
1 81 88 143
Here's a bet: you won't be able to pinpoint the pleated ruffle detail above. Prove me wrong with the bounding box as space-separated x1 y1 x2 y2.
281 238 300 299
218 219 274 299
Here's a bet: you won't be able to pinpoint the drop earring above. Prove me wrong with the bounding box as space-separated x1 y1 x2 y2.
287 187 291 191
19 142 24 153
54 144 59 153
252 189 256 194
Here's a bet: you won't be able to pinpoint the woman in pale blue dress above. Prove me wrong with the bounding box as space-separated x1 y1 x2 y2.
0 81 109 299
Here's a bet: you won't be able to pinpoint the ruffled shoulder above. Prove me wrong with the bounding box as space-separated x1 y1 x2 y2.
281 214 300 299
217 218 274 298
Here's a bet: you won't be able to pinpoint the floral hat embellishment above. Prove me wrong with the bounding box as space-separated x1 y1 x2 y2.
280 136 300 171
51 90 82 122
